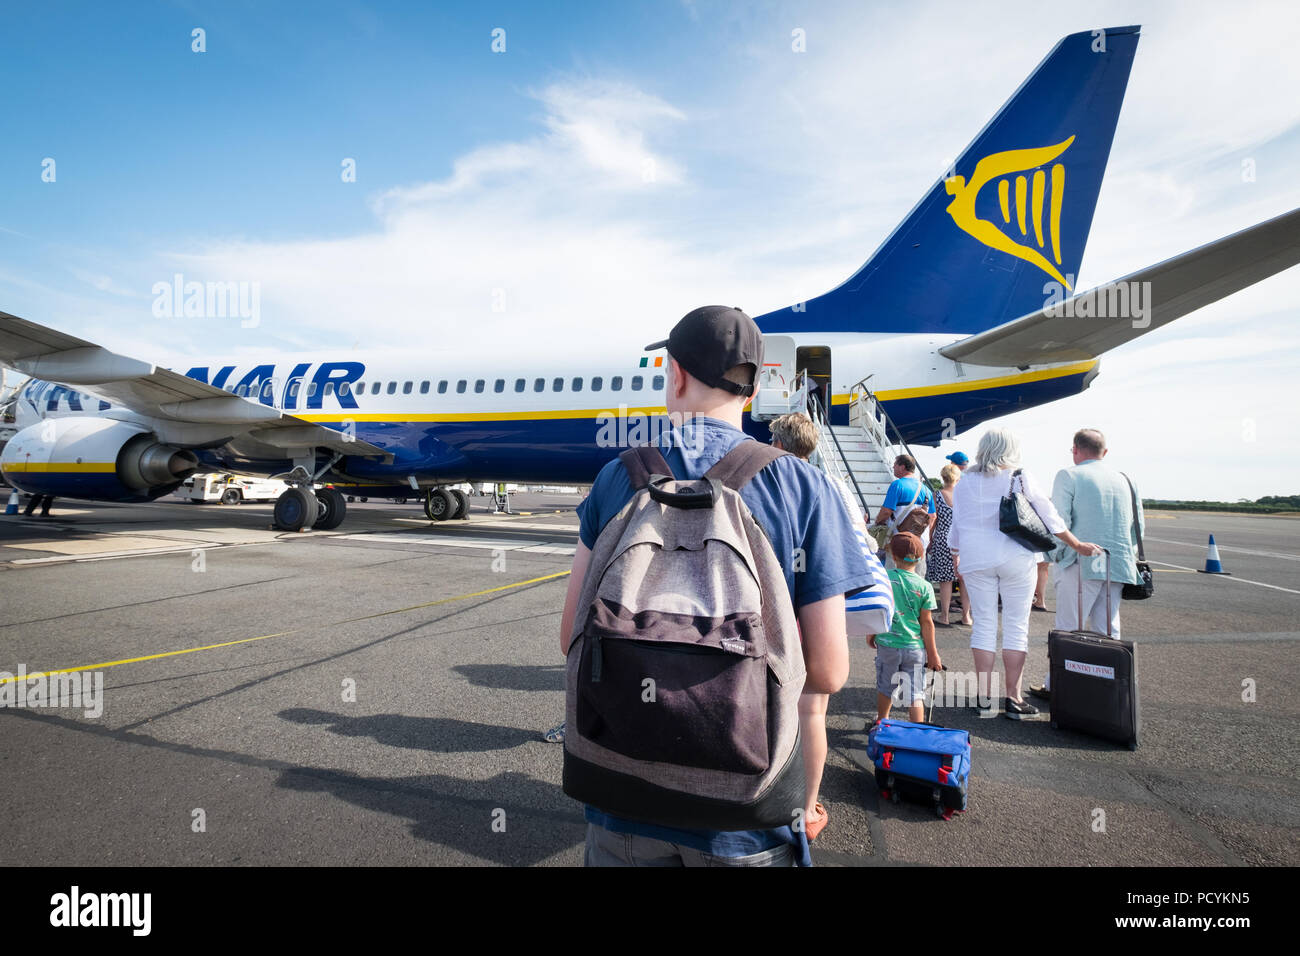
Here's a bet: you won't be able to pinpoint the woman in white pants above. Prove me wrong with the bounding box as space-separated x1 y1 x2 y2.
948 429 1100 718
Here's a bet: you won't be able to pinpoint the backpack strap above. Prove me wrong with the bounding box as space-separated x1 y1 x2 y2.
703 440 787 492
619 446 674 490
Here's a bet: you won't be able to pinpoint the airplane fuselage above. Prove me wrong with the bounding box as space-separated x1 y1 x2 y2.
9 332 1098 489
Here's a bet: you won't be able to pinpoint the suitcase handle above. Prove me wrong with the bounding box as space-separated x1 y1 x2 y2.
1076 547 1112 637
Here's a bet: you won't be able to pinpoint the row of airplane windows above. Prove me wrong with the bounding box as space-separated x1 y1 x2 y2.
227 374 666 399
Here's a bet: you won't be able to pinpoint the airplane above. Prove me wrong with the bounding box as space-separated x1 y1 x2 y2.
3 25 1299 532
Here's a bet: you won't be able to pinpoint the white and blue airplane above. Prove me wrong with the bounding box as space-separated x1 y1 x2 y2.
3 25 1299 531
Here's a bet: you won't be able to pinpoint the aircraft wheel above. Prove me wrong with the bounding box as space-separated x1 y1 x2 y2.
221 489 242 506
424 489 453 521
450 489 469 520
315 487 347 530
274 488 317 532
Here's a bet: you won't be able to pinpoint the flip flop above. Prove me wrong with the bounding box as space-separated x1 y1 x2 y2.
935 621 954 628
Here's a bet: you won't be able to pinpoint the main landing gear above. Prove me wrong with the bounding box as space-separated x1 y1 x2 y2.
423 487 469 521
273 485 347 532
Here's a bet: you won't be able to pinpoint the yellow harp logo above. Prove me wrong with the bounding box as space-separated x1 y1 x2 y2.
944 135 1074 289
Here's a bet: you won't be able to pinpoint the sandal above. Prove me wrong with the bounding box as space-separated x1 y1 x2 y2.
542 721 566 743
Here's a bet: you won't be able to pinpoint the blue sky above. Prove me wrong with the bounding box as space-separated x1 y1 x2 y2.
3 0 1300 499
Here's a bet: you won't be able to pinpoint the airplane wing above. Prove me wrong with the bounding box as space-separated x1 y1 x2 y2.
939 206 1300 367
0 310 389 458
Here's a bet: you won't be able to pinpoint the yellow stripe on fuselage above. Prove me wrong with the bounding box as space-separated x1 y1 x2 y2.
832 360 1097 405
296 406 668 423
292 362 1097 422
1 462 117 473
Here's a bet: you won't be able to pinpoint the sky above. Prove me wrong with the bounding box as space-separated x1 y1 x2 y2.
2 0 1298 501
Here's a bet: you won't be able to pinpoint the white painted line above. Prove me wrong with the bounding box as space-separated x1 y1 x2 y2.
1149 560 1300 595
1146 536 1300 563
344 533 575 555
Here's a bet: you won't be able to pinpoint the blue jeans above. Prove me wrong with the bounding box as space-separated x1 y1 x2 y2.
583 823 796 867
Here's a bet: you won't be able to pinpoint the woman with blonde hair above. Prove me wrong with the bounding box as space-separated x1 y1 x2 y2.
926 463 970 627
948 428 1100 717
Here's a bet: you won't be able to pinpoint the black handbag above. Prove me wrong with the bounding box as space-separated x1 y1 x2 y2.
1121 472 1154 600
998 469 1057 553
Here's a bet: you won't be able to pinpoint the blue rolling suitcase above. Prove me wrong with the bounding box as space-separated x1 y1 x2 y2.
867 716 971 820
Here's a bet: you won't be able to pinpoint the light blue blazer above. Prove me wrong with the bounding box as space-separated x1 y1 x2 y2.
1051 459 1146 585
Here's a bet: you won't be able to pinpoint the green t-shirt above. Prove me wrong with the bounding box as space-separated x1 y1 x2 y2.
878 567 937 648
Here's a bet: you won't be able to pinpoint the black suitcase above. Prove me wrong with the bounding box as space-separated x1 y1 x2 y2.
1048 551 1140 750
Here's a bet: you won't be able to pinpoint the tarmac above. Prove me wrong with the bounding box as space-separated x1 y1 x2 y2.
0 492 1296 866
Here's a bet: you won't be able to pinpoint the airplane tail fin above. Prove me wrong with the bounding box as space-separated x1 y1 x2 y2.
756 25 1140 337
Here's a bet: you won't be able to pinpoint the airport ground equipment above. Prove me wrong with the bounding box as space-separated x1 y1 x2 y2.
1048 550 1140 749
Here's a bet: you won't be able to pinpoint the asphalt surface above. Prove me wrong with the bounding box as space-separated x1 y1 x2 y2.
0 494 1296 866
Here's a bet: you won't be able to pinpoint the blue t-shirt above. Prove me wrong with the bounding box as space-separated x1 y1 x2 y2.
881 476 936 516
575 416 873 866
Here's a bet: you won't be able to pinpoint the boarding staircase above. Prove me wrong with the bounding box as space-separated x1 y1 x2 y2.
752 367 930 518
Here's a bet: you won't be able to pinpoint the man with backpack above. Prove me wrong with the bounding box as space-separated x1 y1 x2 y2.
874 455 936 576
559 305 876 866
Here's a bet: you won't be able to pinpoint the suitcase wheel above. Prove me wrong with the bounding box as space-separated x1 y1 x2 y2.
933 803 945 819
1127 740 1138 751
890 790 900 805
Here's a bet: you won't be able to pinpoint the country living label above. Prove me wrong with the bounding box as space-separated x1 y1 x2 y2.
1064 658 1115 680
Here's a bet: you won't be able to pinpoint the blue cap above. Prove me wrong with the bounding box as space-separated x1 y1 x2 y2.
946 451 969 464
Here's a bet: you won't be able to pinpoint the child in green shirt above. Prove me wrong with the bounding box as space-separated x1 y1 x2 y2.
868 532 942 723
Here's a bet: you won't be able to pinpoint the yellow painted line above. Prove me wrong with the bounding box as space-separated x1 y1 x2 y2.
0 570 571 685
831 360 1097 405
1 461 117 473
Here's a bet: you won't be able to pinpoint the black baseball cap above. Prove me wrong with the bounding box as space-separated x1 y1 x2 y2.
645 305 764 397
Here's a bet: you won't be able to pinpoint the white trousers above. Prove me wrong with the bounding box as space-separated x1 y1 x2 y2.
964 554 1036 653
1047 562 1123 689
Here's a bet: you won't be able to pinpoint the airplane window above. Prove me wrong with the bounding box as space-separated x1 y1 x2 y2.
652 375 664 391
289 381 300 397
631 376 643 391
371 381 381 395
262 380 275 397
514 378 525 392
534 378 544 392
456 380 467 393
325 383 336 396
552 377 563 392
438 380 447 394
572 377 583 391
309 382 319 396
386 382 397 395
420 381 429 394
611 376 623 391
354 383 363 395
494 379 505 393
474 379 485 393
403 382 413 394
236 385 248 396
591 376 603 391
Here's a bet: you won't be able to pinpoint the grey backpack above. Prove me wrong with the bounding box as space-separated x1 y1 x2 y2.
562 441 807 830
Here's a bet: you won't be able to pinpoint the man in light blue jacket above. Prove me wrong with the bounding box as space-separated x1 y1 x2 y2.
1030 428 1144 699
